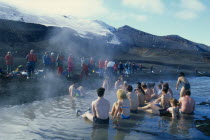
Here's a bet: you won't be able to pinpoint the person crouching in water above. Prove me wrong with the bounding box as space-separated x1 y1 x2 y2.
82 88 110 124
5 51 14 74
26 50 37 78
127 85 139 113
69 82 84 97
110 89 130 119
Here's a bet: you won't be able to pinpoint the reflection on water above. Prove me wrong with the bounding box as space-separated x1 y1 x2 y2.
0 77 210 139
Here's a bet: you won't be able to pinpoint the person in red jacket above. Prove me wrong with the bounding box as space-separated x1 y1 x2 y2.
56 53 64 76
5 51 14 73
98 59 105 78
68 54 74 77
26 50 37 78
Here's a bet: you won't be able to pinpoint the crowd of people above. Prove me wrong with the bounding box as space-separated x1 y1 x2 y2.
1 50 147 79
81 72 195 125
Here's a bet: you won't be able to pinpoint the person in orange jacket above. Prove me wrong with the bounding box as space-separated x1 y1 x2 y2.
26 50 37 78
5 51 13 73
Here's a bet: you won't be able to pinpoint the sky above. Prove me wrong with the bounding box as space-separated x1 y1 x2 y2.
0 0 209 46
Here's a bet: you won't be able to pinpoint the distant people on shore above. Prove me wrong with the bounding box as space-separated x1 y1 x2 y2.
82 88 110 124
176 72 190 97
5 51 13 74
26 50 37 78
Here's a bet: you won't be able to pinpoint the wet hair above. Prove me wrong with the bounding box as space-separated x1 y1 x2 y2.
138 85 145 95
141 82 147 88
163 83 169 89
136 82 141 86
160 81 164 84
179 72 185 77
127 85 133 92
97 88 105 97
170 98 179 107
116 89 127 100
162 87 168 94
185 90 191 96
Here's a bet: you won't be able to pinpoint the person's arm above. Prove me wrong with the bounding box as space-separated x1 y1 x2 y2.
178 98 182 109
161 95 165 108
171 108 176 119
154 96 161 103
113 101 121 118
176 77 180 90
92 102 96 117
69 87 72 96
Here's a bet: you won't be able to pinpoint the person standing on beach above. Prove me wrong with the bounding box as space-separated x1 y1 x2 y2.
56 53 64 76
26 50 37 78
67 54 74 77
176 72 190 97
5 51 13 73
42 52 51 74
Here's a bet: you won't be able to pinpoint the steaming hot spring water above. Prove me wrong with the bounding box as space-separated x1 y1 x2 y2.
0 77 210 139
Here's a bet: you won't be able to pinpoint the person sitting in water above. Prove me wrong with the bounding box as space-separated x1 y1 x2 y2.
82 88 110 124
135 84 146 107
163 83 173 98
121 81 128 91
176 72 190 97
140 88 171 110
179 90 195 115
69 82 84 97
139 98 180 119
110 89 130 119
141 82 152 102
126 85 139 113
114 77 123 89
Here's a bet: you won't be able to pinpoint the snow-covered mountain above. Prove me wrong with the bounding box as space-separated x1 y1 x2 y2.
0 2 121 45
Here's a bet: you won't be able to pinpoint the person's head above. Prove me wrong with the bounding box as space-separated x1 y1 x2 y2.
170 98 179 107
123 81 128 86
116 89 127 100
160 81 164 85
147 83 151 89
185 90 191 96
162 87 168 94
179 72 185 77
163 83 169 90
141 82 147 89
7 51 11 55
30 50 34 54
136 82 141 87
97 88 105 97
127 85 133 92
51 52 54 56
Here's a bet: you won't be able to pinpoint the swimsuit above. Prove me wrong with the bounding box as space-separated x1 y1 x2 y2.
121 106 130 119
180 111 194 115
121 114 130 119
130 110 138 113
93 116 109 124
158 108 171 117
